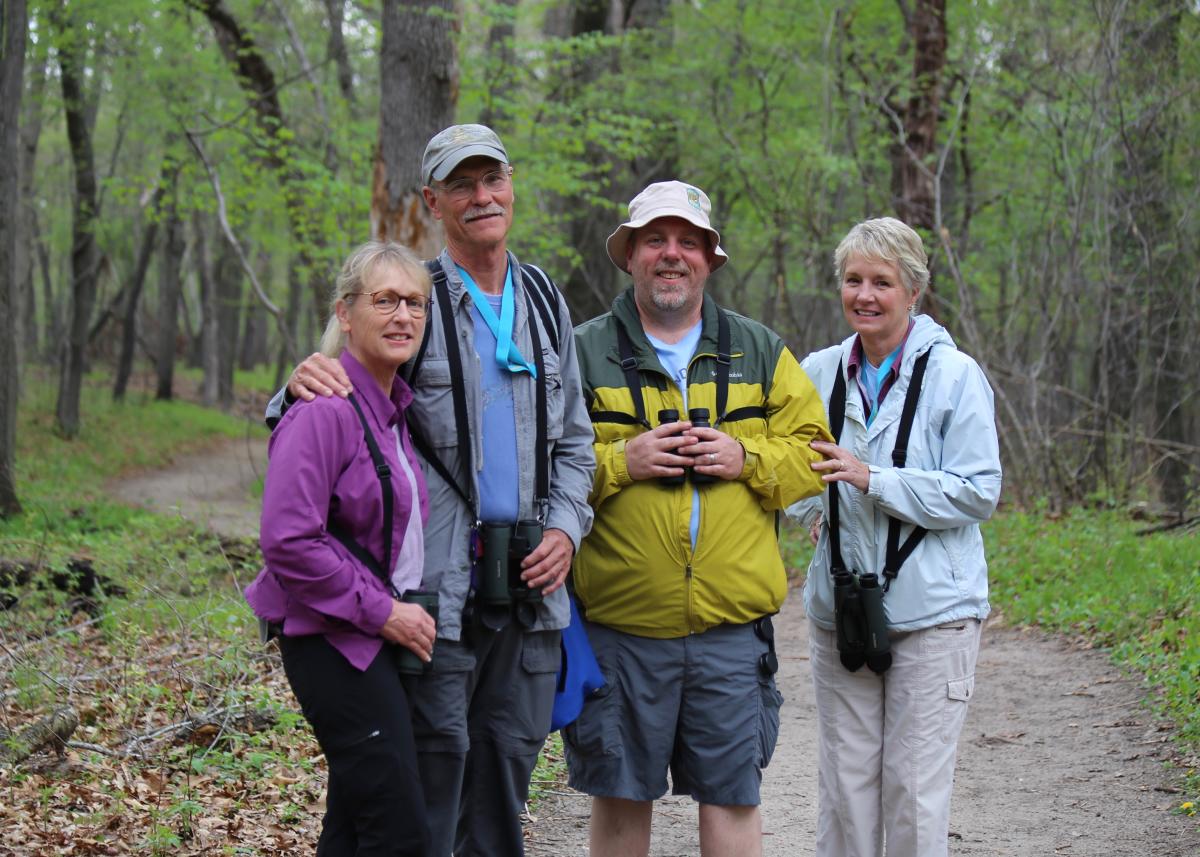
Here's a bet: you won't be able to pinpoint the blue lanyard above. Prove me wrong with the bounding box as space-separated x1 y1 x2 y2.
864 347 900 427
457 264 537 378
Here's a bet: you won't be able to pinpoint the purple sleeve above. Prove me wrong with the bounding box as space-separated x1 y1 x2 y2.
259 399 394 636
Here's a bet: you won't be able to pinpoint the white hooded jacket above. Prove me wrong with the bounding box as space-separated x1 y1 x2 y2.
790 315 1003 632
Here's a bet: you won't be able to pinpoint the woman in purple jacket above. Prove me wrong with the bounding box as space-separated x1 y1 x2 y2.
246 241 436 856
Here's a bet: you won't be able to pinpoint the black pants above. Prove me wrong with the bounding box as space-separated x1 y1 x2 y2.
279 634 430 857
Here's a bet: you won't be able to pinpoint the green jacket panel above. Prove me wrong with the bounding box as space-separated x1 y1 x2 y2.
573 289 832 638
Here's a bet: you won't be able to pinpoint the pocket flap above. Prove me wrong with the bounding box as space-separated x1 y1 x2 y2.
947 675 974 702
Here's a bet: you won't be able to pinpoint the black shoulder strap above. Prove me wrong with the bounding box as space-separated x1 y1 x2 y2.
407 259 445 389
825 349 931 588
329 393 398 596
405 260 474 511
712 307 732 426
615 322 652 430
881 350 932 588
525 288 550 509
826 363 848 573
519 263 563 352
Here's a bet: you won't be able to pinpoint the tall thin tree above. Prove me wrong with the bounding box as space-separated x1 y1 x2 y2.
53 9 102 439
0 0 27 516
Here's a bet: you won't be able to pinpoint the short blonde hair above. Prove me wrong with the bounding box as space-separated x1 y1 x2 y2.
319 241 432 357
834 217 929 300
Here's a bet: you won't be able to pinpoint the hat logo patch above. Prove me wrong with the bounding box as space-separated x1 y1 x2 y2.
686 188 701 211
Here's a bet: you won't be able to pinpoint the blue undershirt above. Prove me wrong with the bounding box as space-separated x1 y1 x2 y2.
472 291 520 523
646 321 703 550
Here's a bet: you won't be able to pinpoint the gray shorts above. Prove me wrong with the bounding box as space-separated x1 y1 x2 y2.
562 617 783 806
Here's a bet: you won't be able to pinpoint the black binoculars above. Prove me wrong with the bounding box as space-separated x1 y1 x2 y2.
476 520 544 630
395 590 439 675
832 569 892 674
657 408 717 487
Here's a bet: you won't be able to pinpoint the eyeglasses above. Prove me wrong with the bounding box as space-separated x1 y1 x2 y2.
350 290 430 318
436 167 512 200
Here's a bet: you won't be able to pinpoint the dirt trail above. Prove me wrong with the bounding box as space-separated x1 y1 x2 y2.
109 437 1200 856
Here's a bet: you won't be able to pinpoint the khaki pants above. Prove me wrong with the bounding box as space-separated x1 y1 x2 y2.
809 618 981 857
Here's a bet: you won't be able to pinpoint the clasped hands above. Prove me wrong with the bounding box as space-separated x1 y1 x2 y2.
625 418 745 482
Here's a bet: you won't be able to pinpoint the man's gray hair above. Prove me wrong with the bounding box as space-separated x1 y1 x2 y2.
834 217 929 300
319 241 431 357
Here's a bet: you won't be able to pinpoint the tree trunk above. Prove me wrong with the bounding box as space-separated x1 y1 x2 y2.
16 50 44 365
54 9 101 440
322 0 355 104
154 182 185 400
479 0 517 128
371 0 457 259
0 0 27 517
194 212 219 407
111 186 165 401
214 238 242 409
893 0 945 232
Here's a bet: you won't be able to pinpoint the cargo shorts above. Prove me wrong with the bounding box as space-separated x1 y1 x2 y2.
562 617 783 806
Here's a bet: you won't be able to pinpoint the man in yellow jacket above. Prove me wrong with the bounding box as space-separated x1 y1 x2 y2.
566 181 831 857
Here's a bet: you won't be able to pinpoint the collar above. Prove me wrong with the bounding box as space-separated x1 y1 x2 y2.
339 349 413 429
610 287 727 368
847 319 915 381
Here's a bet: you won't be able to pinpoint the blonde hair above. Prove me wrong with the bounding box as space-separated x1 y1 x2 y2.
834 218 929 305
318 241 432 357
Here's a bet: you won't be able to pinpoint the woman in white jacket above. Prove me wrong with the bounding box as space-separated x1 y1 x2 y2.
790 218 1002 857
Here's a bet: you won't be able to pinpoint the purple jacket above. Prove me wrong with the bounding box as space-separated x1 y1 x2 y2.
246 350 429 671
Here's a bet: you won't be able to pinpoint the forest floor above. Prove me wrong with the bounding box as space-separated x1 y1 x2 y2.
103 438 1200 856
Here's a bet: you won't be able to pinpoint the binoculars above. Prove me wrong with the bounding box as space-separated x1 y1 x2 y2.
395 590 439 675
832 570 892 674
657 408 717 487
476 520 544 630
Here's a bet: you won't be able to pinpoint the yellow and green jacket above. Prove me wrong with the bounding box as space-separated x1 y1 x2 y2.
572 289 831 638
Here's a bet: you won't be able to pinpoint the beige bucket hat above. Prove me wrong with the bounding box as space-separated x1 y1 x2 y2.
605 181 729 273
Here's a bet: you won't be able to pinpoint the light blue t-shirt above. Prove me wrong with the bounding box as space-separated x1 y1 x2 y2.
474 292 520 523
646 321 703 549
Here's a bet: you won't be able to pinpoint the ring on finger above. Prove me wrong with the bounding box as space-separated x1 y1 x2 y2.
708 453 717 463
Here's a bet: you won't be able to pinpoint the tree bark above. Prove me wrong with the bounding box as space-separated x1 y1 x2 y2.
111 185 165 402
54 8 101 440
16 49 44 365
0 706 78 765
0 0 27 517
154 179 185 400
322 0 355 104
214 238 242 409
194 212 220 407
371 0 457 259
892 0 945 232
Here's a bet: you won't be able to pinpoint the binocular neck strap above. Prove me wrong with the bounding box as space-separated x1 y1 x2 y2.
826 365 849 573
332 393 400 598
826 349 932 589
525 287 550 513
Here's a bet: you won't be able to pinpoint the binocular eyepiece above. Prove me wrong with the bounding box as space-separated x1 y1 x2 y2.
476 520 544 630
832 569 891 674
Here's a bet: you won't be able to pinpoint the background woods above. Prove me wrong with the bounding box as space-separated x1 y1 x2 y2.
1 0 1198 515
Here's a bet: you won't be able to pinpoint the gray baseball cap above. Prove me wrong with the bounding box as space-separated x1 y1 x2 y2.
421 124 509 187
